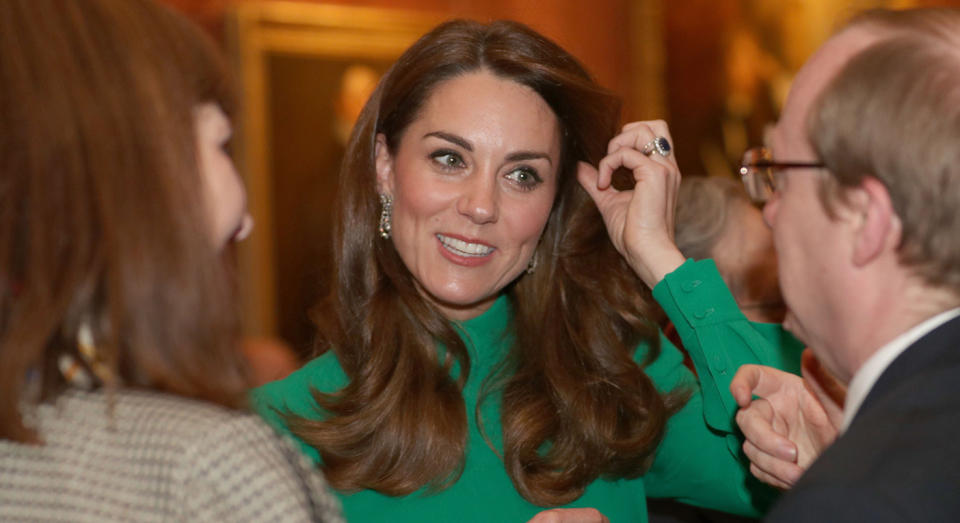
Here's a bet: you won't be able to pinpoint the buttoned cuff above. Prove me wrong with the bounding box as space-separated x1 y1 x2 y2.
654 258 743 328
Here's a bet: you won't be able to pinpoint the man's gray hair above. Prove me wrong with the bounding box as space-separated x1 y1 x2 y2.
808 7 960 291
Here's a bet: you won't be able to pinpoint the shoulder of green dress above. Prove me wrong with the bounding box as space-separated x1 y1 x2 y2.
249 352 345 466
250 351 348 423
299 351 350 391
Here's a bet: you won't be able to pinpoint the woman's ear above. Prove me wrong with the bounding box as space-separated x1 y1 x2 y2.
374 133 394 196
851 176 900 267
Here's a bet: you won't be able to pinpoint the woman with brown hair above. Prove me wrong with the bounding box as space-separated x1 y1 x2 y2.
254 19 800 522
0 0 341 520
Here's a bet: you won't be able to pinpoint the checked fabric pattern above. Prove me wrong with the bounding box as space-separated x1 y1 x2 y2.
0 388 343 522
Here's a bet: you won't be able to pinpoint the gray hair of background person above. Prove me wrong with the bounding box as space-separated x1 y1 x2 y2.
674 176 754 261
808 8 960 294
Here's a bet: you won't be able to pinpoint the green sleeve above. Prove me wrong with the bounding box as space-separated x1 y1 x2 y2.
249 352 349 465
652 258 803 433
640 331 775 516
641 259 803 516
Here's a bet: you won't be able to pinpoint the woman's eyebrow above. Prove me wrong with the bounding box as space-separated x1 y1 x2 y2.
506 151 552 166
424 131 472 151
425 131 552 166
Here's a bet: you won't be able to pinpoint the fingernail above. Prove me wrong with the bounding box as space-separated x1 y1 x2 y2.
781 445 797 460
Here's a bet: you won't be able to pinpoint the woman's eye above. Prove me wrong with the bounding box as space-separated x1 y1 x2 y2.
505 166 542 190
430 151 465 170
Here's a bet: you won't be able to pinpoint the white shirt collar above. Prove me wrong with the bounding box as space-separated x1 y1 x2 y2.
841 307 960 432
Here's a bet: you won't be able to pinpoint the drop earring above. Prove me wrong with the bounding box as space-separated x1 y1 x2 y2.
378 193 393 239
526 252 538 274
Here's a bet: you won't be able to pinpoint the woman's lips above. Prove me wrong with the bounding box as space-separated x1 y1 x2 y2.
436 233 495 266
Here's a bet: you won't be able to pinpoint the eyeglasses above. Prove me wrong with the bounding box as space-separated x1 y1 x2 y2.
739 146 824 203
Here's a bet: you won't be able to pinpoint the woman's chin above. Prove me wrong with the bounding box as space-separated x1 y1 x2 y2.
421 288 499 322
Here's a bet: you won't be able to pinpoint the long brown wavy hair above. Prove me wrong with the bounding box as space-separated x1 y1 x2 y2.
291 19 687 506
0 0 248 443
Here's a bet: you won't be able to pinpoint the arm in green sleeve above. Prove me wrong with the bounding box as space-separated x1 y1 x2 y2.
640 259 803 515
652 258 803 434
640 330 779 516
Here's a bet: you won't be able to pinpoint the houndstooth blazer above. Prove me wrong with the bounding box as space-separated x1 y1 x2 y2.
0 388 343 522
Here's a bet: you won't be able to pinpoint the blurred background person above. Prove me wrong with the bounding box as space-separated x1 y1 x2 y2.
0 0 341 520
675 176 785 324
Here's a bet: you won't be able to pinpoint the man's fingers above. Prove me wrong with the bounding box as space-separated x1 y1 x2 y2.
730 365 764 406
736 400 797 461
749 462 797 491
731 363 802 404
744 441 804 489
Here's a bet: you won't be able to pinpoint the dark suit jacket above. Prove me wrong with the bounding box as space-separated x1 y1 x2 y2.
766 315 960 522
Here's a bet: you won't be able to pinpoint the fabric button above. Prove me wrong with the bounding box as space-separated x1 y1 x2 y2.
693 307 715 319
680 280 703 292
712 352 727 373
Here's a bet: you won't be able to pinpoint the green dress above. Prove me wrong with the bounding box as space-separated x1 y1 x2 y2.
252 259 803 522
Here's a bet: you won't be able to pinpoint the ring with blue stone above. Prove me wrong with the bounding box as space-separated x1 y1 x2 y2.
641 136 672 157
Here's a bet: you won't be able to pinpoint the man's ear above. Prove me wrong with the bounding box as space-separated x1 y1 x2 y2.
374 133 394 196
850 176 901 267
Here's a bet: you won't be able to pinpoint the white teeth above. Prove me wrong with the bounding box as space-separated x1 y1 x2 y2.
436 234 494 257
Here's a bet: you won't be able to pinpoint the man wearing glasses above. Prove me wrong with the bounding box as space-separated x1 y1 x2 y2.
729 8 960 521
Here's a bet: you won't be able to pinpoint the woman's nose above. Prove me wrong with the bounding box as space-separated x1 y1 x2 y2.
456 173 499 224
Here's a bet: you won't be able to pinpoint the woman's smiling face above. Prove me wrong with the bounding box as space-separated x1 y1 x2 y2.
376 70 561 321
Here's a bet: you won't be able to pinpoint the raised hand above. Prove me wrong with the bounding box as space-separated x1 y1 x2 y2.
730 349 845 489
577 120 686 288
